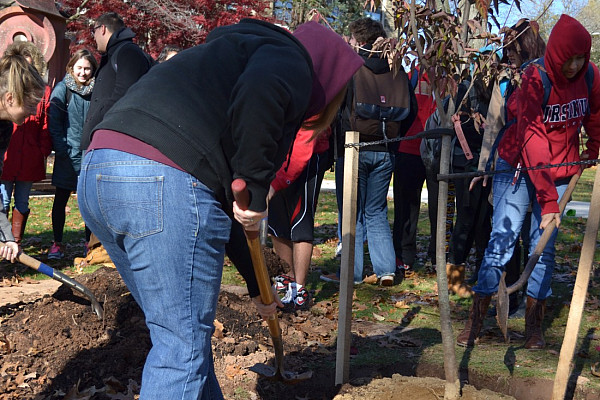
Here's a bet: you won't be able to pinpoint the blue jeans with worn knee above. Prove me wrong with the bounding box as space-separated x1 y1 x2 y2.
353 151 396 280
474 158 568 300
78 149 230 400
0 180 33 213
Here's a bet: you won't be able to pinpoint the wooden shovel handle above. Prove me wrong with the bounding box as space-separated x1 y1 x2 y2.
231 179 278 329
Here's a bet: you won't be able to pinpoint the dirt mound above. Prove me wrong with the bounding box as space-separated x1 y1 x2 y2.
0 261 520 399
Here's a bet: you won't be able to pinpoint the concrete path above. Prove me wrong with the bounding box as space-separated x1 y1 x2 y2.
320 180 591 219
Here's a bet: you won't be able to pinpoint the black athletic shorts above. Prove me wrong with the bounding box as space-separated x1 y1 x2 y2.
268 151 329 242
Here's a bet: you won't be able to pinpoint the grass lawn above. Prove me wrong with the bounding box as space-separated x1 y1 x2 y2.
3 166 600 394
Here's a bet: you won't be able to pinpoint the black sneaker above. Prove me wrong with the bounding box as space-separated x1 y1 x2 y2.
396 261 413 278
294 286 311 310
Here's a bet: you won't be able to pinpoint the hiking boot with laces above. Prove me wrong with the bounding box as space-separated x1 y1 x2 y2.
48 242 64 260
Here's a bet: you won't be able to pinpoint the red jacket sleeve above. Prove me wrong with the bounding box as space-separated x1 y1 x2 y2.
270 127 318 192
517 67 560 215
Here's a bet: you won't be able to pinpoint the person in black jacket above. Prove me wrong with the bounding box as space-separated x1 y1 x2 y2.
77 19 363 399
81 12 151 150
322 18 417 286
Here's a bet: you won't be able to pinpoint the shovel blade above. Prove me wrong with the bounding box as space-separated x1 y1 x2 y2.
249 363 313 384
496 272 509 343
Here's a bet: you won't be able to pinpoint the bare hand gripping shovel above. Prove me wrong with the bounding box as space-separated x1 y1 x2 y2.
1 243 104 319
496 173 579 342
231 179 312 384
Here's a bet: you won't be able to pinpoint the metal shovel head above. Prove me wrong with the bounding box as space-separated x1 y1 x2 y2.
249 362 313 384
496 272 509 343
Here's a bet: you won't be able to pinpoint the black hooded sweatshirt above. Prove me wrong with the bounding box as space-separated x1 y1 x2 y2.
91 19 362 213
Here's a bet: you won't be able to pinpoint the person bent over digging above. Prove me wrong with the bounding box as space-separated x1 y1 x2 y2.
457 15 600 349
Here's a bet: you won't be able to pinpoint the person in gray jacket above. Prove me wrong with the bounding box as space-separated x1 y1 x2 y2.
47 49 97 259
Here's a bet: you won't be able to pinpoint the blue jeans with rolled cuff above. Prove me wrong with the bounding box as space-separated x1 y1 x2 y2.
473 158 569 300
78 149 230 400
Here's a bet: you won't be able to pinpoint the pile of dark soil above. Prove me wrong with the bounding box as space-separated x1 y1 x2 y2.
0 251 557 399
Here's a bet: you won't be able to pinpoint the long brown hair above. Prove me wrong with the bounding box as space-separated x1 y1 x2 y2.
0 54 45 111
502 19 546 65
67 49 98 87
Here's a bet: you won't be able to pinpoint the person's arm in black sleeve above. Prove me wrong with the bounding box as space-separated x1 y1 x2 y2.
229 47 312 212
110 45 150 106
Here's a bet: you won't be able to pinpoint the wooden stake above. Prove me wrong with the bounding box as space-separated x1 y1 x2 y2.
335 131 359 385
436 133 460 399
552 166 600 399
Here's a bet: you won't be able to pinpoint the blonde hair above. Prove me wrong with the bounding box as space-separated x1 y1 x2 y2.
4 41 47 78
303 86 347 139
0 54 45 110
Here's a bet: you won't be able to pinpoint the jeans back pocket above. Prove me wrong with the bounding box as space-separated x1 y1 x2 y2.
97 174 163 238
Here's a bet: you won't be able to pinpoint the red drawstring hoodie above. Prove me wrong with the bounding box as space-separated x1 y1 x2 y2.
498 14 600 215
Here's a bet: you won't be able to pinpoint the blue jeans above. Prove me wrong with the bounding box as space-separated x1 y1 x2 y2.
0 180 33 213
78 149 230 400
353 151 396 280
474 158 568 300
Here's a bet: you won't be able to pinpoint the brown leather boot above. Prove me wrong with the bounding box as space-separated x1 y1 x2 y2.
447 263 472 298
457 293 492 347
524 296 546 350
11 207 29 249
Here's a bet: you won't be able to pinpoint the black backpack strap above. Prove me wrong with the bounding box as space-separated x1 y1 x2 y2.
536 58 552 109
110 42 126 73
65 88 72 107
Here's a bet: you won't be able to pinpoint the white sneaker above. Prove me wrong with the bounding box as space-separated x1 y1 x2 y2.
335 242 342 259
379 275 394 286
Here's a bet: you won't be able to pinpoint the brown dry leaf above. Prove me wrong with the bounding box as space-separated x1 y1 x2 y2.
372 313 385 321
353 303 367 311
213 319 225 338
63 382 101 400
394 301 410 309
0 333 10 353
363 274 378 284
104 376 127 393
27 346 42 355
225 363 245 379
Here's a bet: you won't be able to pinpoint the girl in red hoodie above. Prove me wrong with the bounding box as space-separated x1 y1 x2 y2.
458 14 600 349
